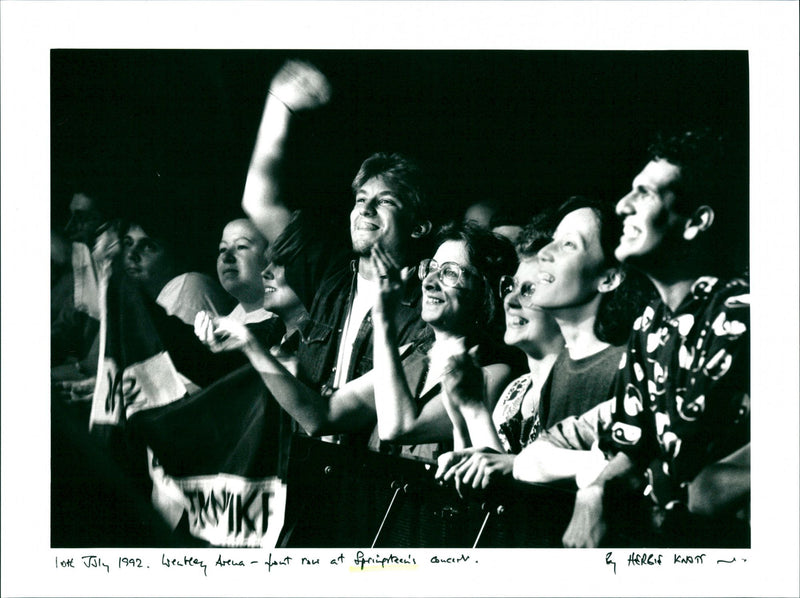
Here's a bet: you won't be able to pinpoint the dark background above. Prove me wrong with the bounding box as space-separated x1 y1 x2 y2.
51 50 749 274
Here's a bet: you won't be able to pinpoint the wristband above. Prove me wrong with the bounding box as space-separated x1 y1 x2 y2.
268 90 294 114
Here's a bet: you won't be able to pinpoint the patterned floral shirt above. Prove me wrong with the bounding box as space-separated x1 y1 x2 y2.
601 276 750 509
494 374 541 454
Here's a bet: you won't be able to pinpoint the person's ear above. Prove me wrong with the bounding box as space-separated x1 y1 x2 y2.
683 205 715 242
411 219 432 239
597 267 624 294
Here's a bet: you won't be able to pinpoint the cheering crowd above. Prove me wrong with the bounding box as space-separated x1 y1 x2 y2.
51 60 750 549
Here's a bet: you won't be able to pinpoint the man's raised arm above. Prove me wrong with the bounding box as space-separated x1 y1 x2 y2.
242 60 331 244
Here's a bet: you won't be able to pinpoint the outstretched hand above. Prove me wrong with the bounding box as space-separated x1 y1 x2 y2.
268 59 332 113
194 311 253 353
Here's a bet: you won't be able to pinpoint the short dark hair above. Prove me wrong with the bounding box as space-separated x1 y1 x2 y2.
647 128 740 215
488 201 531 231
351 152 431 226
647 128 748 276
119 217 187 274
516 211 554 258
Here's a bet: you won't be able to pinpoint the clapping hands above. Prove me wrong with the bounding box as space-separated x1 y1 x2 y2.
442 347 486 409
371 244 412 323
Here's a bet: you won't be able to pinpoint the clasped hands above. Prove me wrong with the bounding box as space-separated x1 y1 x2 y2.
436 447 516 497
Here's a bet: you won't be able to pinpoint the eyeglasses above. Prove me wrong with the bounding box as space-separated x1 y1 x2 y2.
499 275 536 307
418 259 476 289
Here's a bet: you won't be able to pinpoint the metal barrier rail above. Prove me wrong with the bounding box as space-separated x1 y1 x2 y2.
278 435 576 548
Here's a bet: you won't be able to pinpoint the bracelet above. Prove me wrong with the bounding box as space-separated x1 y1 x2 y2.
267 90 294 114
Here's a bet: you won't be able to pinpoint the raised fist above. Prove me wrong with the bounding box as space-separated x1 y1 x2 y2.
269 59 332 113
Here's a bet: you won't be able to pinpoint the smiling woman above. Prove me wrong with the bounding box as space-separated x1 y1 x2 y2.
419 243 480 336
434 218 566 490
530 197 654 429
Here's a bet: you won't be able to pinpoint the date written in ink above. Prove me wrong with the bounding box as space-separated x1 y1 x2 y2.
57 556 149 571
81 555 110 572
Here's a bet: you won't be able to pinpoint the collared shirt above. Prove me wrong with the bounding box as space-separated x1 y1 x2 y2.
227 303 276 325
601 276 750 509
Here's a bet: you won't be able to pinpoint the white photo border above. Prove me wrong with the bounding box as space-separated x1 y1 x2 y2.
2 2 798 597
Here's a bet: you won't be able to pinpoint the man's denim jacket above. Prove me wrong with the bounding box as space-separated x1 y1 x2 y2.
295 261 425 396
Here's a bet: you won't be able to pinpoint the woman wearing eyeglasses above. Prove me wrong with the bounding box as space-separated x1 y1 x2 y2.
433 218 564 485
436 198 653 490
443 217 565 449
194 222 519 461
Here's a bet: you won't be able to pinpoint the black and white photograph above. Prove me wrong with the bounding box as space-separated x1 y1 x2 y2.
49 48 751 548
2 2 798 597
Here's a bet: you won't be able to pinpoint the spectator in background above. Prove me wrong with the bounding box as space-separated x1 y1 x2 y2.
463 198 500 230
122 219 233 326
491 222 525 247
463 196 535 246
65 190 107 247
52 188 112 380
490 201 533 246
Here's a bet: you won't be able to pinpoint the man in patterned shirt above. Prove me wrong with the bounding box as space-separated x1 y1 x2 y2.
562 129 750 548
